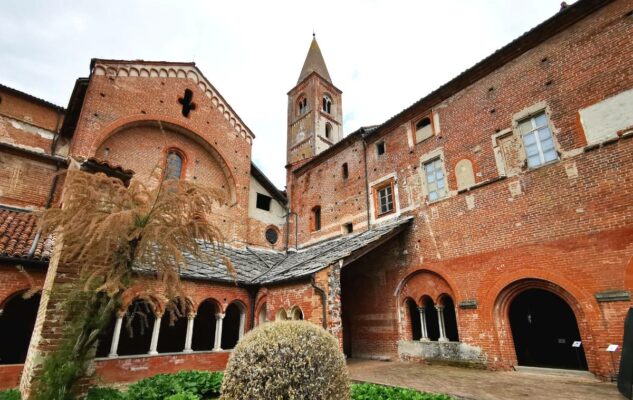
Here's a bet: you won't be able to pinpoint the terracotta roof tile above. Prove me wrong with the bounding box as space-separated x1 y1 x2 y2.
0 207 51 261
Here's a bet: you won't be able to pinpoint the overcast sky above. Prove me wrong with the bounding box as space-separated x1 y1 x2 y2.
0 0 573 188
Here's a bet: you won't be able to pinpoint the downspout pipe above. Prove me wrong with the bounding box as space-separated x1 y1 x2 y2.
361 134 372 231
310 274 328 329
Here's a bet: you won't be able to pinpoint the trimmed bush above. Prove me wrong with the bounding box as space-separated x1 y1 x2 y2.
125 370 222 400
0 389 21 400
164 393 200 400
220 321 350 400
351 383 454 400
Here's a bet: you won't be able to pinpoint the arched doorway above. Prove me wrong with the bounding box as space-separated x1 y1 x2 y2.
509 288 587 370
0 291 40 364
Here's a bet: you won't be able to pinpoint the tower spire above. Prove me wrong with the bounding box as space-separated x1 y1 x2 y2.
297 36 331 84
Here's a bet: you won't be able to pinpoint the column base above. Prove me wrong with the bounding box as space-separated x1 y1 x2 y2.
183 349 193 353
419 338 431 342
438 337 449 342
148 350 158 355
212 348 222 352
107 353 119 358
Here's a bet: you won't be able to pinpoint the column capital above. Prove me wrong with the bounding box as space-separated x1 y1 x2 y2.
215 313 225 320
435 305 445 311
187 312 196 320
417 306 426 313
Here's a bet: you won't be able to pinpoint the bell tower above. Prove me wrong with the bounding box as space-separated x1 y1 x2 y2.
287 35 343 165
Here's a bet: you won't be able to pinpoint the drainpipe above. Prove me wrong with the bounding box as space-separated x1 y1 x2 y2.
284 211 298 252
247 285 258 331
310 274 328 329
27 172 61 258
361 136 372 230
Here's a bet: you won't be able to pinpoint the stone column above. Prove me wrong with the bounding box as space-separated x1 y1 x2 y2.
213 313 225 351
418 307 429 341
183 313 195 353
436 305 449 342
148 314 162 355
108 314 124 358
238 310 246 341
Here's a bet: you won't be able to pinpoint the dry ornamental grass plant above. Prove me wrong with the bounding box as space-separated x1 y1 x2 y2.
30 166 231 400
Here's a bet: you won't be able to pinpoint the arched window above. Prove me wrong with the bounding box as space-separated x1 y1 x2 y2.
291 306 304 320
258 303 267 325
297 97 308 115
276 309 288 321
322 95 332 114
164 150 183 180
325 123 333 140
422 297 440 341
406 298 422 341
0 291 41 364
440 295 459 342
311 206 321 231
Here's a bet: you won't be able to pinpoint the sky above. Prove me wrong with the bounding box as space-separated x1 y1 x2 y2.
0 0 574 188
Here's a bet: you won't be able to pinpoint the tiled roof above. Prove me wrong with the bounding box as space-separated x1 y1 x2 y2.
161 217 413 284
0 207 52 261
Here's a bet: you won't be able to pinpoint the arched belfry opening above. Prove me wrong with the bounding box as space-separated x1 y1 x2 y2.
509 288 587 370
0 291 41 364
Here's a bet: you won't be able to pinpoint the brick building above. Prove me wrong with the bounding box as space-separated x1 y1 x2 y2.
0 0 632 392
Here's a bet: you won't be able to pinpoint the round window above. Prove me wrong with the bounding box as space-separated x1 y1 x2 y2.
265 228 278 245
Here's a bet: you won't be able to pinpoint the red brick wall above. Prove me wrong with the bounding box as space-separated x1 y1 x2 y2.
94 352 229 385
294 0 633 378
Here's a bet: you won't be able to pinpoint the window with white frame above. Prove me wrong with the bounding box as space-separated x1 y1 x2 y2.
424 158 447 202
518 112 558 168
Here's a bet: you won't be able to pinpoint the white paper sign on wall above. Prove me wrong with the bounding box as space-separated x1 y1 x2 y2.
572 341 582 348
606 344 619 352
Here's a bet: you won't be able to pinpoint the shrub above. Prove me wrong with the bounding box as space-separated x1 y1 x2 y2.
85 387 126 400
126 370 222 400
164 393 200 400
0 389 21 400
351 383 454 400
220 320 350 400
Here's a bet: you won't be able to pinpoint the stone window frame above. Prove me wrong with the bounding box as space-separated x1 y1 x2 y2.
516 111 559 169
412 114 435 144
419 148 450 204
297 95 308 116
322 94 333 114
369 173 401 223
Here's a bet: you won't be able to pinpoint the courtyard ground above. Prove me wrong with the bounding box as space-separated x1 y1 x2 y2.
347 359 623 400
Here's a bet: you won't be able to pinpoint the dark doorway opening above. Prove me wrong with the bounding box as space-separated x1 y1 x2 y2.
118 299 156 356
192 300 218 351
509 288 587 370
157 299 188 353
221 303 242 350
0 292 40 364
406 299 422 341
442 296 459 342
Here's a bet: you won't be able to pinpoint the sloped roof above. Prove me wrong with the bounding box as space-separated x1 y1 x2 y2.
0 207 52 262
297 37 332 84
166 216 413 284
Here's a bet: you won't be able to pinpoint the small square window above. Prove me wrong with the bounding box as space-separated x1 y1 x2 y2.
256 193 272 211
342 163 349 179
518 111 558 168
376 142 386 156
312 206 321 231
343 223 353 234
423 158 447 202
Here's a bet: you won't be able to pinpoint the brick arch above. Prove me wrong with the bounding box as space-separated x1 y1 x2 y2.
487 275 597 372
194 297 223 314
120 289 164 316
86 115 238 205
396 269 459 306
0 288 39 310
162 296 195 317
625 256 633 291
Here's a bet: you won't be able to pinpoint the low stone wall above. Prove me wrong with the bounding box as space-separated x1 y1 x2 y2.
398 340 487 367
94 351 230 384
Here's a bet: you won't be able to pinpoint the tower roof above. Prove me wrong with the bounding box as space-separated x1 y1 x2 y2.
297 37 332 84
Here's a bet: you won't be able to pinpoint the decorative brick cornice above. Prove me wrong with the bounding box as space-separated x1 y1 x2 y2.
91 60 255 142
